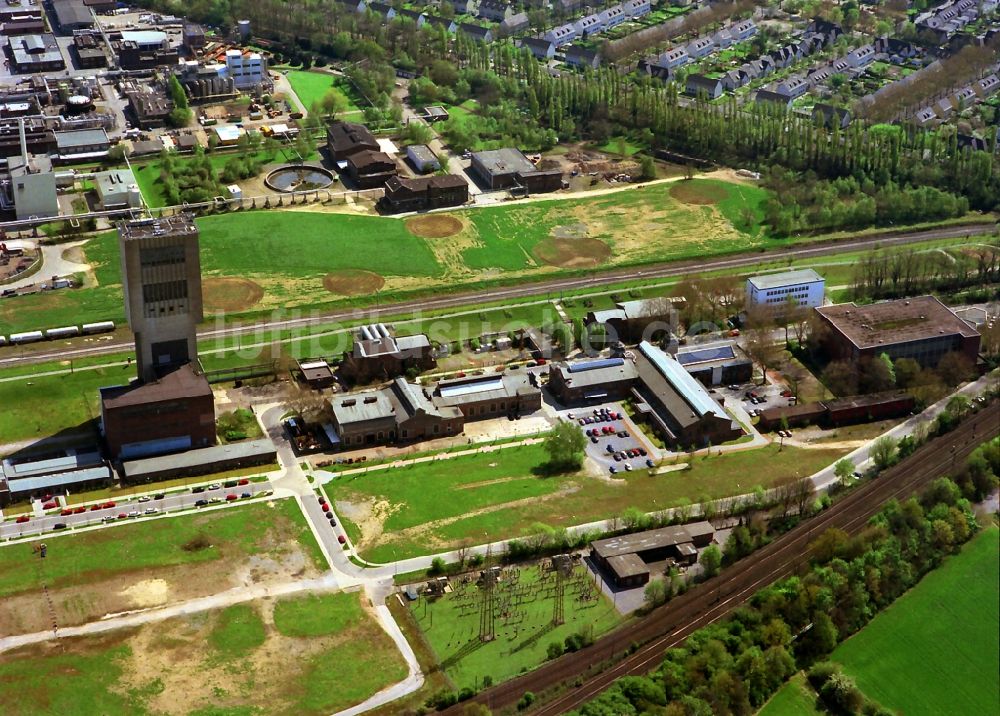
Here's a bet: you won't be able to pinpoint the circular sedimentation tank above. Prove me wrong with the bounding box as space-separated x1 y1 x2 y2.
264 165 335 193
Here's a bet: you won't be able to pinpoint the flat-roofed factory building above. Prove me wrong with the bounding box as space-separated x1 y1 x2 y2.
548 357 638 405
591 521 715 588
815 295 981 368
430 372 542 420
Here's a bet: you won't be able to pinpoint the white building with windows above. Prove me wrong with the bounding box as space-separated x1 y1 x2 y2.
746 268 825 310
224 49 267 90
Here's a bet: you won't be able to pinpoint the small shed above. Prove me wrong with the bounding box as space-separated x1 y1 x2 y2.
406 144 441 174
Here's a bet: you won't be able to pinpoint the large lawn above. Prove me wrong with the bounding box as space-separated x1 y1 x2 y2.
0 591 406 716
326 442 845 562
0 499 326 598
831 525 1000 715
0 364 132 444
285 70 362 113
412 560 622 690
758 673 823 716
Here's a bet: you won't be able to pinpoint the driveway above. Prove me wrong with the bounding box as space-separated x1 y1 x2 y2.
2 240 91 291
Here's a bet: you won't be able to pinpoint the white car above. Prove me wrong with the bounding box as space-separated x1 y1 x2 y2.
128 510 141 518
144 508 158 515
138 496 151 503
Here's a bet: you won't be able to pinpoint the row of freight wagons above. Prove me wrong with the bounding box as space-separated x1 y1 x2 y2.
0 321 115 346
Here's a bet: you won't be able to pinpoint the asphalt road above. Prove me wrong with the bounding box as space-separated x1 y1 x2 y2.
0 479 275 540
0 223 992 370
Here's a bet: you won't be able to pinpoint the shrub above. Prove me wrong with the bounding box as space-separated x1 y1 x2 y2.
427 557 446 576
182 534 211 552
517 692 535 711
546 641 564 660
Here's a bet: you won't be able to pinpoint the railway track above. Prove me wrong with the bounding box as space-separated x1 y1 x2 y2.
0 223 992 370
453 400 999 715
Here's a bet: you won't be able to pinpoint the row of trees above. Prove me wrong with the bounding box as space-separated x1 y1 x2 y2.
848 243 1000 302
573 463 995 715
762 169 970 237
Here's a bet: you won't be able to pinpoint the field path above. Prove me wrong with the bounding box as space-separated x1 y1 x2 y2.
0 574 339 654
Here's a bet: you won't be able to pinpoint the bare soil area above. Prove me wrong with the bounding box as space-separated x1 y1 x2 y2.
202 277 265 312
405 214 464 238
533 237 612 268
323 269 386 296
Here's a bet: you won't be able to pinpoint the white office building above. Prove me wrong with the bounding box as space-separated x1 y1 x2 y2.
225 49 267 90
746 268 825 309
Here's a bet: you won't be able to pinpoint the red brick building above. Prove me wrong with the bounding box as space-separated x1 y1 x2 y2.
815 296 981 368
100 363 215 459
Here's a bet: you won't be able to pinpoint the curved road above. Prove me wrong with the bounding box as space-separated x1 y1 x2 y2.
0 223 993 370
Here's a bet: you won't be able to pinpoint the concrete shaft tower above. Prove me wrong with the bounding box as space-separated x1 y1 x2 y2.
118 214 203 383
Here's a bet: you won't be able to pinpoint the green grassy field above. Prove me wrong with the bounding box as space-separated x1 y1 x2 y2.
285 70 362 113
830 525 1000 715
412 561 622 690
0 591 406 716
0 499 325 598
758 673 823 716
326 442 845 563
0 364 131 444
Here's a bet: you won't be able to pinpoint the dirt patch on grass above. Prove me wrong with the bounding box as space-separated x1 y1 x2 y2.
533 237 611 268
406 214 464 238
202 277 265 313
119 579 172 609
669 180 729 205
323 269 386 296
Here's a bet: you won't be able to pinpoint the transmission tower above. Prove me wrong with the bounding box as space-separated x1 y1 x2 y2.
552 562 565 626
478 545 496 642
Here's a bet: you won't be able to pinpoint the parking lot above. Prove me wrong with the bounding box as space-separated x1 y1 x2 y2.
568 403 655 475
0 478 276 539
716 382 797 433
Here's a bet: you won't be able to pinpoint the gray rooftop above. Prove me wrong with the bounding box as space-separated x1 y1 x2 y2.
54 128 109 150
2 450 103 479
7 465 111 495
552 358 638 388
472 147 537 177
592 521 714 558
747 268 824 291
433 371 536 407
331 390 395 425
121 439 276 479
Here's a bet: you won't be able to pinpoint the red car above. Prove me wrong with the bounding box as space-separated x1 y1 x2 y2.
42 501 57 510
237 478 249 486
16 515 30 524
60 509 73 516
226 494 238 501
337 535 347 544
73 507 86 514
89 504 103 511
102 501 116 509
117 513 128 519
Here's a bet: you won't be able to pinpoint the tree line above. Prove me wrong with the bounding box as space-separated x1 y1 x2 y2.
571 444 998 715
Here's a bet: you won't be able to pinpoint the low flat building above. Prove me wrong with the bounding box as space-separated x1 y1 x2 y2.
126 88 172 129
340 323 435 383
757 391 915 431
121 438 276 483
470 148 562 193
591 521 715 588
632 342 742 449
94 168 143 210
7 34 65 72
297 358 336 389
746 268 825 310
380 174 468 213
548 357 639 405
54 127 110 159
406 144 440 173
0 449 111 505
430 371 542 420
815 296 981 368
100 363 216 460
676 342 753 387
52 0 93 33
72 31 107 68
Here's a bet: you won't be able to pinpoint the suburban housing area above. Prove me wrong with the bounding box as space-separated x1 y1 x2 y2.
0 0 998 715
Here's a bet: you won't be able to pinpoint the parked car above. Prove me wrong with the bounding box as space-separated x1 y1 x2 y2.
128 510 141 518
208 483 221 490
117 513 128 520
60 509 73 516
609 465 617 474
223 480 238 488
225 494 237 502
42 501 57 510
138 496 150 503
194 499 209 507
73 507 86 514
241 492 252 499
16 515 29 523
624 463 632 472
613 453 622 461
646 459 655 468
329 516 337 525
606 444 615 453
192 486 206 494
144 508 158 515
102 502 116 509
53 523 68 530
102 515 116 523
237 479 250 486
337 535 346 544
89 504 103 511
590 436 599 444
154 494 165 500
